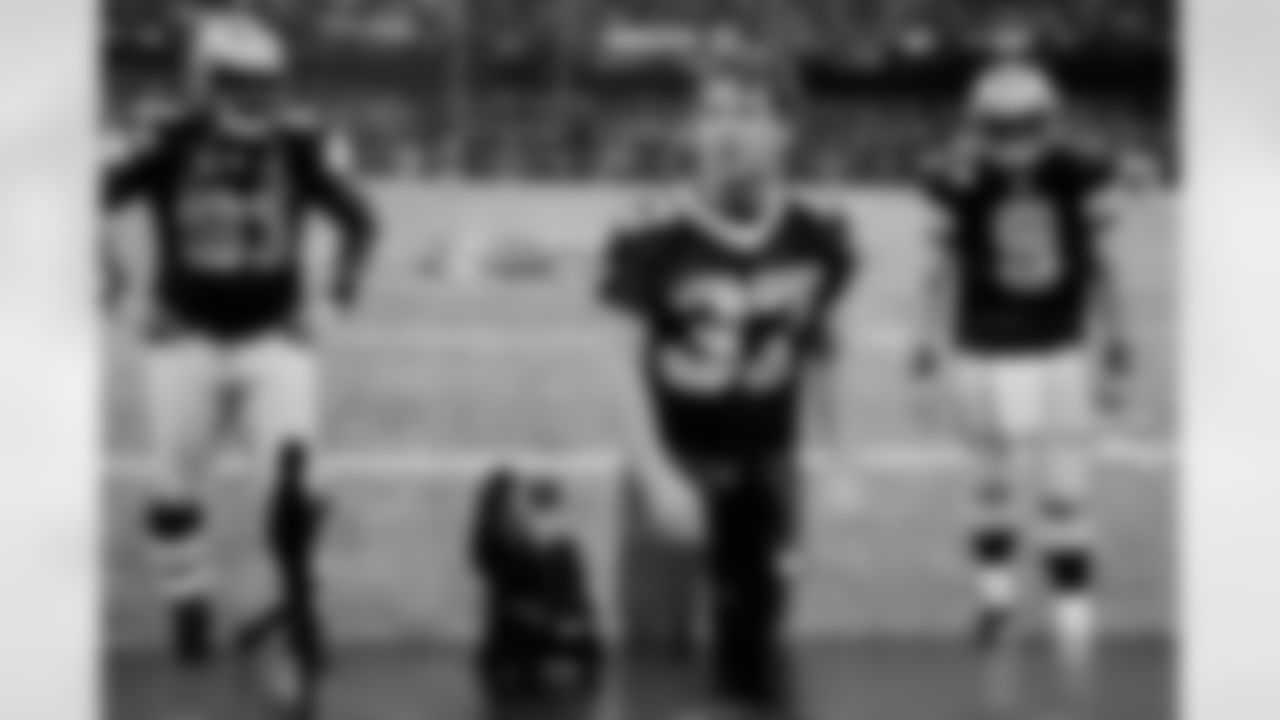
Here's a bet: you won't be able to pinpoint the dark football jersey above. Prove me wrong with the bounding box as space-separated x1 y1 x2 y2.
602 198 854 460
924 143 1117 353
105 108 372 340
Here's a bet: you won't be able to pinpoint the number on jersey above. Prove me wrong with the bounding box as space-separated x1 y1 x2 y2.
662 267 821 395
178 187 288 273
993 196 1063 292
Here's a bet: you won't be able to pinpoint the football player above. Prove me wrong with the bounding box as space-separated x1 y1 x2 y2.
601 66 856 716
103 13 375 717
914 56 1147 716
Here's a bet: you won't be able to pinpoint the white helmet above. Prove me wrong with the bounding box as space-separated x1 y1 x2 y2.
967 60 1059 121
190 13 288 81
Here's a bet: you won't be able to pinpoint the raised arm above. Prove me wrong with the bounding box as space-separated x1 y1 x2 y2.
598 225 701 539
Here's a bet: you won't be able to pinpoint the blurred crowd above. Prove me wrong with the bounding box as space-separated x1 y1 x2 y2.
104 0 1177 181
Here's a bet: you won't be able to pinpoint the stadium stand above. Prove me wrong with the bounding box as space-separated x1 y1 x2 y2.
103 0 1176 179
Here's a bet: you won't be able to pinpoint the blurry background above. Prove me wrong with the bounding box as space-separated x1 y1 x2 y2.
102 0 1175 679
102 0 1176 180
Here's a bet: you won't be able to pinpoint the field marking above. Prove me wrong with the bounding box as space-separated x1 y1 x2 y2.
320 325 917 353
108 438 1173 486
108 323 1172 362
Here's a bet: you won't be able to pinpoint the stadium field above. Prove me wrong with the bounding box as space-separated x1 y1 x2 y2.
104 184 1176 651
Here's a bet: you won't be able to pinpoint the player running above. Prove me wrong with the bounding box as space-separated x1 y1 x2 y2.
914 56 1148 718
601 65 856 718
103 13 375 718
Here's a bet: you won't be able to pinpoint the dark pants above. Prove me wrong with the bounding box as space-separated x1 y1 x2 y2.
479 606 601 697
687 456 796 706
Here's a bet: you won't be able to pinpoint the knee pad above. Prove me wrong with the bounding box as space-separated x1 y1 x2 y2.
1045 547 1095 593
972 525 1018 565
147 500 202 542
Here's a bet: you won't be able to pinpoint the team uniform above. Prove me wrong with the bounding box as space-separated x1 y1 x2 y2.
104 14 376 716
105 100 374 713
602 195 853 704
924 141 1118 444
922 90 1135 713
106 107 371 496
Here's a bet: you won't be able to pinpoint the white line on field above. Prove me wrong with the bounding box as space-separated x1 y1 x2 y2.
111 323 1137 359
318 325 918 353
109 438 1172 484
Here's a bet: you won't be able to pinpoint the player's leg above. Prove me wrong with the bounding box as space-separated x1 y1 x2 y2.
952 358 1026 654
954 355 1053 717
703 459 794 712
142 338 222 667
1034 352 1101 704
239 336 326 707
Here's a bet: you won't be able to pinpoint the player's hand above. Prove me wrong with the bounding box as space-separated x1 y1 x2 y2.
1097 337 1134 416
640 459 702 543
114 292 156 343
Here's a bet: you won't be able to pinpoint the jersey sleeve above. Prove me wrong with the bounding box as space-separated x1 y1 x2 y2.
292 126 374 238
103 122 174 209
599 225 659 316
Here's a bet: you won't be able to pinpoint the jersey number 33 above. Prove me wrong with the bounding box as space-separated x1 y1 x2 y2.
177 185 288 273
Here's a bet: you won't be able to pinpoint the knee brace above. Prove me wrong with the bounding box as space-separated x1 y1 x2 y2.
147 499 202 542
1045 547 1095 594
972 525 1018 565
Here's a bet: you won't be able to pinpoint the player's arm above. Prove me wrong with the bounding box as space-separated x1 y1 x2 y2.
598 226 698 535
802 215 858 457
918 213 955 376
914 163 960 379
1081 145 1147 376
102 127 163 211
100 127 165 320
298 128 377 307
798 216 859 520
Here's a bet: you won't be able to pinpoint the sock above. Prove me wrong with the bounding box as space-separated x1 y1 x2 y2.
1044 540 1098 679
970 477 1021 651
972 523 1020 649
1041 490 1100 693
267 441 327 680
146 499 213 666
